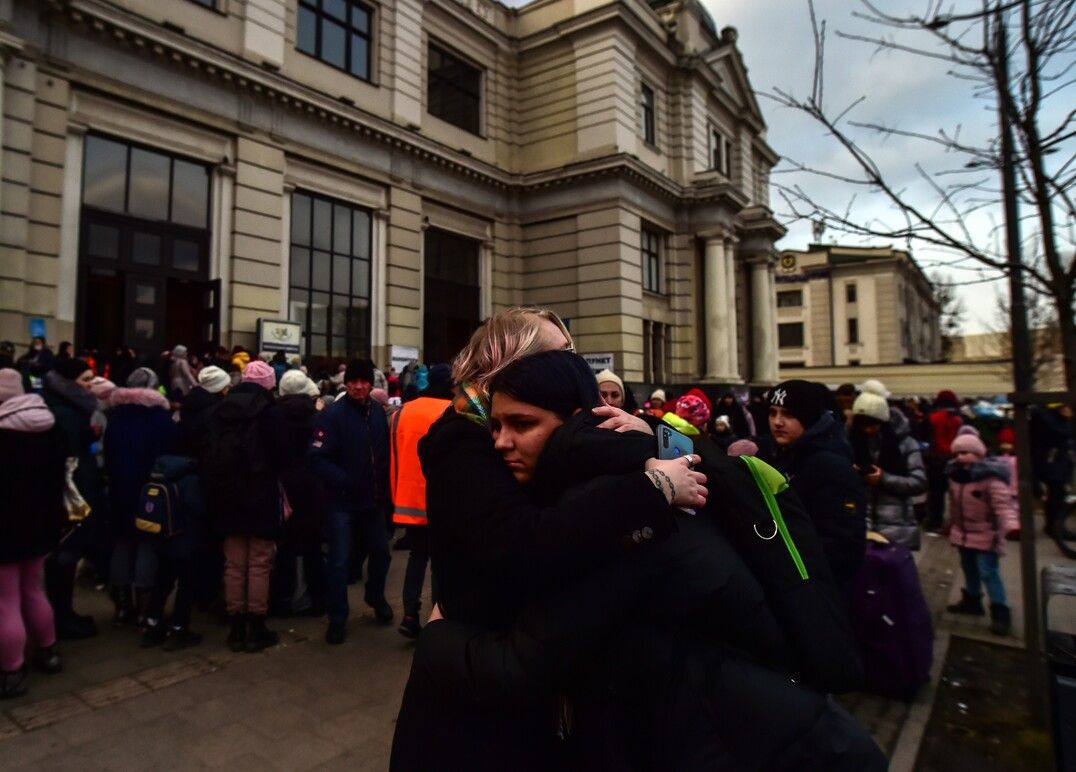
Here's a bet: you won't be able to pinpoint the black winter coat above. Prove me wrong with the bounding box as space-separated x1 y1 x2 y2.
308 395 389 514
759 413 868 589
394 415 864 770
176 386 221 457
42 372 106 519
277 394 327 547
200 383 286 539
0 421 67 563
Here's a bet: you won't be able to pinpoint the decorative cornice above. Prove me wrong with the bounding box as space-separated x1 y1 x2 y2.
56 0 767 219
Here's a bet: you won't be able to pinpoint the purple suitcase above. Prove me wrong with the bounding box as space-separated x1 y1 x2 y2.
849 541 934 700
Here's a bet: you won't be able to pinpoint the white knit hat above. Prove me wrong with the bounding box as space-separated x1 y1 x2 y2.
852 391 890 423
197 365 230 394
279 369 311 397
859 379 890 398
595 369 624 392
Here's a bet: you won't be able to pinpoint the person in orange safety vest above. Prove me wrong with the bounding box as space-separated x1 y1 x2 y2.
390 363 454 638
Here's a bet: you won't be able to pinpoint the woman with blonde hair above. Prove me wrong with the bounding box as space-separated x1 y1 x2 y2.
391 307 708 769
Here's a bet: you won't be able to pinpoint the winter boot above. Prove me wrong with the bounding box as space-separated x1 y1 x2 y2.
990 604 1012 636
226 614 247 652
245 616 279 653
0 669 26 699
113 586 136 626
140 620 168 648
163 627 204 652
31 646 62 674
134 588 152 630
946 589 985 616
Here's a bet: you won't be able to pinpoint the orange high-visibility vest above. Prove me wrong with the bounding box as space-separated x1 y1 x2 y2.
390 396 451 526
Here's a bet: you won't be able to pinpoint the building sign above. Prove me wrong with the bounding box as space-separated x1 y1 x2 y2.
390 344 420 373
29 318 46 339
257 318 302 354
581 353 614 375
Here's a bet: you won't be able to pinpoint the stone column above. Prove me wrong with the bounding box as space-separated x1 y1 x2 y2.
703 235 731 379
750 255 778 383
724 236 740 379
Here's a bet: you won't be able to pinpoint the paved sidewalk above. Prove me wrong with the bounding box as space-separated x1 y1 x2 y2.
1 527 1072 770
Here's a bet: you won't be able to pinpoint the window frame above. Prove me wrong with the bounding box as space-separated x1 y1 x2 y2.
776 289 803 308
847 317 859 344
709 126 730 176
640 83 656 146
287 189 373 361
426 41 484 136
296 0 374 83
640 223 663 294
778 322 805 349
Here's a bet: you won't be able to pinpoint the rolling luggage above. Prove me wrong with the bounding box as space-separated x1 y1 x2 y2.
849 540 933 699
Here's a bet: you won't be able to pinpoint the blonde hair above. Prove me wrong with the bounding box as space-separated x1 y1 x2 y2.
452 306 573 394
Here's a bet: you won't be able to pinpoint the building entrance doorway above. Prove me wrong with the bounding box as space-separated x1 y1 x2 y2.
76 134 217 358
423 227 480 365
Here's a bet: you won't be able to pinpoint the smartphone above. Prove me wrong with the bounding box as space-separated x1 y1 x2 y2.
655 424 697 515
657 424 695 461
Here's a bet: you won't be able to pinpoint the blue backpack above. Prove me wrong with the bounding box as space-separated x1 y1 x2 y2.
136 455 198 538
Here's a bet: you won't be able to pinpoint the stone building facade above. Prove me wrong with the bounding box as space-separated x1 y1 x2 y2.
774 244 941 369
0 0 783 384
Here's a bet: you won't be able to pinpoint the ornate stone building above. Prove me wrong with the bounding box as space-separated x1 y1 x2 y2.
0 0 783 384
775 244 941 370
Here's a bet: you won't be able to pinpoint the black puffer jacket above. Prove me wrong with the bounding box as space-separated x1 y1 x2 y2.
42 371 106 519
0 396 67 563
177 386 222 457
200 383 286 539
759 412 868 589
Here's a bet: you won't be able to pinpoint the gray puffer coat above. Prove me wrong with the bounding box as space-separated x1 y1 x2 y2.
866 409 928 550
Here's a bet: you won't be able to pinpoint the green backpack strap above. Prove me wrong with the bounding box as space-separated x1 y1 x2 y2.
741 456 809 581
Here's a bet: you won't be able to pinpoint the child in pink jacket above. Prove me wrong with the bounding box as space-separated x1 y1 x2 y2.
944 429 1019 635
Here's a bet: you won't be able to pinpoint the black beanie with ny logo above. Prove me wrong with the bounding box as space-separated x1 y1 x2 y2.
769 379 827 429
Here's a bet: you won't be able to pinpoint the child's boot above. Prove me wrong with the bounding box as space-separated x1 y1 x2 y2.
946 589 985 616
990 604 1012 636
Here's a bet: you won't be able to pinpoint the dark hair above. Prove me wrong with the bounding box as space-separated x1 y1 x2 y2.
489 350 601 419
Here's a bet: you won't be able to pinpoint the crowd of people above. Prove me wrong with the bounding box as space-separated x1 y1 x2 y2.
0 318 1072 768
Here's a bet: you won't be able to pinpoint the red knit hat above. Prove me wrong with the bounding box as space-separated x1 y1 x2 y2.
997 426 1015 446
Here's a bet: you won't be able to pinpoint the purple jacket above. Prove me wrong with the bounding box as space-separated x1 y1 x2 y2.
947 458 1019 554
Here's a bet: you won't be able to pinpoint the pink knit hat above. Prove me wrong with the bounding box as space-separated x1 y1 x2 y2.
675 394 711 429
241 359 276 391
0 368 24 403
951 432 987 458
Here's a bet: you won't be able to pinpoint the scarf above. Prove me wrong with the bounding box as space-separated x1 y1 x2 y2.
453 381 490 428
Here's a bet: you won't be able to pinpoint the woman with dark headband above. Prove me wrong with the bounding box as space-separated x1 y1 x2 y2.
392 346 883 770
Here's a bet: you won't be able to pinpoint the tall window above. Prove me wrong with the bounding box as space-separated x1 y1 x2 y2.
710 127 730 175
641 225 662 294
643 320 671 384
778 322 804 348
424 228 481 364
297 0 372 81
288 191 372 361
846 282 857 303
777 289 802 308
640 83 655 145
848 317 859 344
427 44 482 135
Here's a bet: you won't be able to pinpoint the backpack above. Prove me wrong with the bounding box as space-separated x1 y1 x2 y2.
136 455 198 538
200 391 271 507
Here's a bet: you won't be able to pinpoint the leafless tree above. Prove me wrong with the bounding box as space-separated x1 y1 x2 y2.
932 271 966 360
766 0 1075 393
